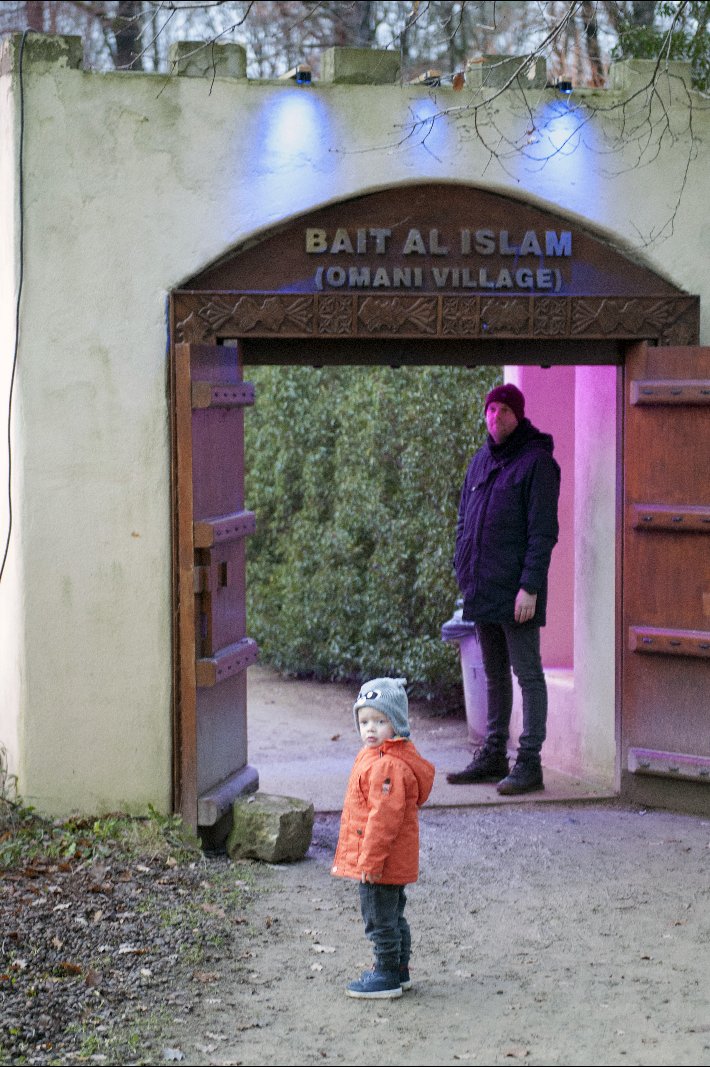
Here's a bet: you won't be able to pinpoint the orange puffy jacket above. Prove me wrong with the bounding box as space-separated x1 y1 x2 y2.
331 738 435 885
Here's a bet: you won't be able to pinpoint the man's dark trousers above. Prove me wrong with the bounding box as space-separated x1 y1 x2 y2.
476 622 547 756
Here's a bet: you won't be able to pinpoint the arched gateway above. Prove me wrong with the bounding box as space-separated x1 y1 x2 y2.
170 184 709 833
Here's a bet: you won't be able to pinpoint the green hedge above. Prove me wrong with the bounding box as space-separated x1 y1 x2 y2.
244 363 499 705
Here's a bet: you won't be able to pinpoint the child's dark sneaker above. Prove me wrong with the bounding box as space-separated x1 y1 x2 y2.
399 965 412 990
346 969 403 999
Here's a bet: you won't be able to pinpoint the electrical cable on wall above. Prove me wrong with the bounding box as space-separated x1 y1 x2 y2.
0 29 29 585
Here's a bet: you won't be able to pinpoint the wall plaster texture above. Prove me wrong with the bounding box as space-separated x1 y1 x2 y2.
1 36 707 814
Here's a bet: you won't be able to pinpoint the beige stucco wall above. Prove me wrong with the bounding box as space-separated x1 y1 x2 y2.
1 36 708 814
0 41 23 793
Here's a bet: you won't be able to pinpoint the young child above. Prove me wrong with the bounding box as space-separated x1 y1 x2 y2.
332 677 435 999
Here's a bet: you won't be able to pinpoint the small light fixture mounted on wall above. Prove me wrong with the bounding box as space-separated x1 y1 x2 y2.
556 79 573 94
410 69 442 87
280 63 312 85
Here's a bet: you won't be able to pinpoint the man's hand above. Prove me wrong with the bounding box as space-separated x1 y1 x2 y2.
514 588 537 624
360 871 376 884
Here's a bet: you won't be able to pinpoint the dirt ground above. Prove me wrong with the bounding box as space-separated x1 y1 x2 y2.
154 668 710 1067
4 669 710 1066
166 802 710 1067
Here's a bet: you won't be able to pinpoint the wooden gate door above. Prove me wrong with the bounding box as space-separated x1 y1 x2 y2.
173 343 259 831
622 343 710 811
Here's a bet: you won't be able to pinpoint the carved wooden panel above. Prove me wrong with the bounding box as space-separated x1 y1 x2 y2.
441 296 481 336
570 296 699 343
357 295 438 334
173 291 699 346
480 297 530 335
533 297 570 336
317 294 355 335
181 294 314 340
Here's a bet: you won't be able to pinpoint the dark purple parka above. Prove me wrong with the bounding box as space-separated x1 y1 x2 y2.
454 418 560 627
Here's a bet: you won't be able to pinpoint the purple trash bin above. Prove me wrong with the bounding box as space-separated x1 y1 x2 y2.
441 610 487 743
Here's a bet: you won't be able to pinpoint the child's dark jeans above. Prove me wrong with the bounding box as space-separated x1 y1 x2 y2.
358 882 410 973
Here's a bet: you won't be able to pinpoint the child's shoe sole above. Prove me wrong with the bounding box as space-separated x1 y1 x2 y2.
346 970 403 998
346 985 403 999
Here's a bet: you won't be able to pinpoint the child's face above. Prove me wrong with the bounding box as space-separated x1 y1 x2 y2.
358 706 396 747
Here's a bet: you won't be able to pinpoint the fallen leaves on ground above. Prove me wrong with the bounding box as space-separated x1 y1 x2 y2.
0 819 255 1066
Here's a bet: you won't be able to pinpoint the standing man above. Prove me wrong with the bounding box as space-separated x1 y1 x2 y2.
447 383 560 795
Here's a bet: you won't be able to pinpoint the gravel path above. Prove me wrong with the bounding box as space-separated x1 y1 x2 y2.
169 803 710 1067
3 802 710 1065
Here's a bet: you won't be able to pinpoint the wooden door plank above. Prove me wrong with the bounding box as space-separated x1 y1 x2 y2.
174 342 198 827
629 625 710 657
192 381 255 409
197 541 248 656
622 343 710 810
195 637 259 687
630 503 710 531
193 510 256 548
628 747 710 782
630 378 710 404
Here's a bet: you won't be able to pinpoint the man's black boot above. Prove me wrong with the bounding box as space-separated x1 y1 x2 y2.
496 754 544 795
446 746 509 785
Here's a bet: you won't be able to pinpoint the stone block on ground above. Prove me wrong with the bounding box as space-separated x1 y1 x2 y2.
226 792 314 863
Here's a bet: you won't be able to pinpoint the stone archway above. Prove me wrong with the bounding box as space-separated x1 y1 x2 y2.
170 183 703 831
173 183 698 354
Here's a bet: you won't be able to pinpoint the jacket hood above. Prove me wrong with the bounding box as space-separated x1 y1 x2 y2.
488 417 555 461
376 738 435 805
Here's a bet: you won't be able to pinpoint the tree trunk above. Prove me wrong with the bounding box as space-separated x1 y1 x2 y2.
23 1 45 31
114 0 143 71
582 0 605 87
354 0 376 47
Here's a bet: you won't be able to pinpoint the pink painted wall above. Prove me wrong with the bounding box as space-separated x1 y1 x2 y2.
504 364 617 784
506 365 575 669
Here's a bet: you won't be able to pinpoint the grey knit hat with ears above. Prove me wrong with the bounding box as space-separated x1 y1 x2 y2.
353 677 410 739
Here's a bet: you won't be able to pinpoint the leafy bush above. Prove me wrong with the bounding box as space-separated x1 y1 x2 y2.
244 363 499 704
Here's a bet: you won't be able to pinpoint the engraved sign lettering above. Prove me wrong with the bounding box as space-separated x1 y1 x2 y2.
306 225 571 293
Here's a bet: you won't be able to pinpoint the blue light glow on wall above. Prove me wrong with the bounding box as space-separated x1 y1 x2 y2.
242 88 338 228
515 97 601 201
258 89 333 165
400 95 454 162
